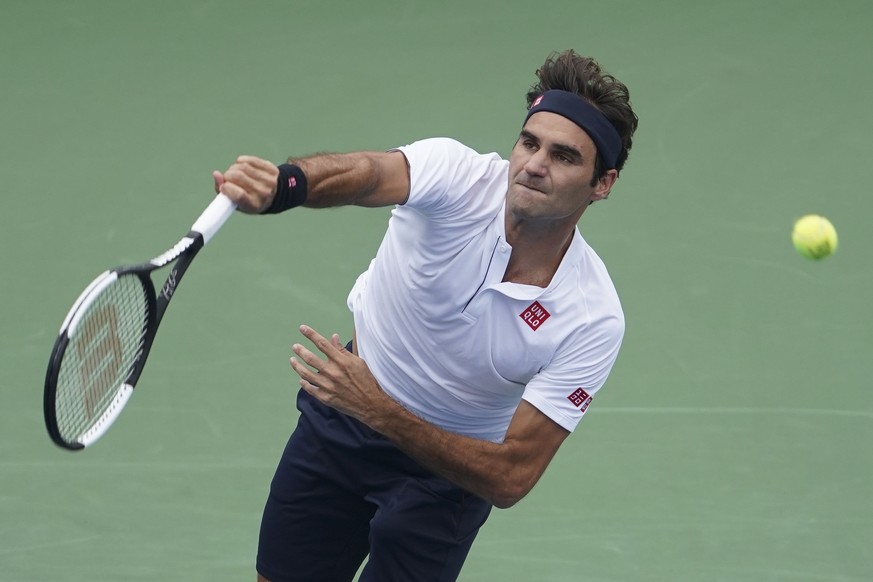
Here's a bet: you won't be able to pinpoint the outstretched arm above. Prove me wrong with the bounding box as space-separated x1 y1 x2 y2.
291 325 571 509
214 151 409 213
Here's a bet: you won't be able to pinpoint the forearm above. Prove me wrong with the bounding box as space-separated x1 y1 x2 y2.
290 325 564 509
367 397 540 509
292 152 379 208
292 151 408 208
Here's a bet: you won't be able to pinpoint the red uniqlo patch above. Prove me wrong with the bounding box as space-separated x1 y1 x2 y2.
567 388 592 412
520 301 550 330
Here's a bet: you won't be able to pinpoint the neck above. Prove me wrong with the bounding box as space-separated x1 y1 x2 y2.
502 218 575 287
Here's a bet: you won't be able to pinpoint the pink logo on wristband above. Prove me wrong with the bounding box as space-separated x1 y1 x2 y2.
289 177 297 188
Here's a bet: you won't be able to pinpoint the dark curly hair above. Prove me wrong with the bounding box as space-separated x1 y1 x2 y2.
526 50 638 181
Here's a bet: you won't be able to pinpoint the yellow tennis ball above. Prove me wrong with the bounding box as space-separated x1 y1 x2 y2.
791 214 838 260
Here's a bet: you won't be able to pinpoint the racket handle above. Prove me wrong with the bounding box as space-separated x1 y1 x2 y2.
191 193 237 244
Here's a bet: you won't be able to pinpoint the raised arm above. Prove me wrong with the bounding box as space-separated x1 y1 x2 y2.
214 151 410 213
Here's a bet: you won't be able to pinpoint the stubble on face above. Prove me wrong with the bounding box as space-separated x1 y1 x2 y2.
506 113 600 227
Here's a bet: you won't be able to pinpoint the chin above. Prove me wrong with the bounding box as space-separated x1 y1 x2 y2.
506 199 542 222
510 182 546 201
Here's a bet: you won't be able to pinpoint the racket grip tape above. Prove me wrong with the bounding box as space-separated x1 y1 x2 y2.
191 194 237 243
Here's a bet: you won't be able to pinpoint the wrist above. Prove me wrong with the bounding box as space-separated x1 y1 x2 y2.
261 163 308 214
367 393 419 438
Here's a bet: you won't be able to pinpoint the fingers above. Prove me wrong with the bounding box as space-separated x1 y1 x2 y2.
236 155 279 172
298 325 341 357
212 170 224 194
215 155 280 213
291 341 324 371
289 352 320 386
226 160 278 192
289 325 339 374
289 326 346 391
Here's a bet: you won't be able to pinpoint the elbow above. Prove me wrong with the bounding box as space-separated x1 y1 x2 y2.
491 495 521 510
488 478 533 509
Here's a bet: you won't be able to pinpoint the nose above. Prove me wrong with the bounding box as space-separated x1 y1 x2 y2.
523 148 548 177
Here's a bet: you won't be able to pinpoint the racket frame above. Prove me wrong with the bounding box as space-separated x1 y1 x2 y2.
44 194 234 450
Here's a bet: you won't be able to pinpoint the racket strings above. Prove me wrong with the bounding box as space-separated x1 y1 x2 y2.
55 275 150 442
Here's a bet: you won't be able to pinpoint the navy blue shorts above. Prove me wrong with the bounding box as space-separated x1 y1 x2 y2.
257 388 493 582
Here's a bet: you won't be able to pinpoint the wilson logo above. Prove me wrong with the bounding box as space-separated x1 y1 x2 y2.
567 388 592 412
161 269 178 300
78 303 122 420
520 301 550 330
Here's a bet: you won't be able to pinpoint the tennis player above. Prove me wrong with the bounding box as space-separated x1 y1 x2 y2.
215 49 638 582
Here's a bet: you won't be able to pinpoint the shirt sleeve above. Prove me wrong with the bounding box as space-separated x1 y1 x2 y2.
521 312 624 432
395 137 507 223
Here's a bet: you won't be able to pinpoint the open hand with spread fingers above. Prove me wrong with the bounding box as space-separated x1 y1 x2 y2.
290 325 395 425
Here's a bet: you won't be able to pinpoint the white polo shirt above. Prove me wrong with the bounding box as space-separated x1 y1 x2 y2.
347 138 624 442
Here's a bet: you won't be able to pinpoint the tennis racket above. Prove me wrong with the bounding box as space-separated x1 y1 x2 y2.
44 193 237 450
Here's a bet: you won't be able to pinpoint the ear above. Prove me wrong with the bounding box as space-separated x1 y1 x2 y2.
592 169 618 201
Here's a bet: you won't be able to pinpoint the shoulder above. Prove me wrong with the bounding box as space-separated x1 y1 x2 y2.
559 233 625 337
396 137 505 176
396 137 480 158
394 137 508 215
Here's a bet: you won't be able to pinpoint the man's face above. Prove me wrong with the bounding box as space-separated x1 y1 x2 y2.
506 111 615 225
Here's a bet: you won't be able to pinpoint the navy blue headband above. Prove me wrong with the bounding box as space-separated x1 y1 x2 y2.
524 90 621 170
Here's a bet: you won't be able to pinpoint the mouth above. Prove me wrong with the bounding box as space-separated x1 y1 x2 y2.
514 177 545 194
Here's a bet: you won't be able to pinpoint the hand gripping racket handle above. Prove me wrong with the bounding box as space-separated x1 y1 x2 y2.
191 193 237 244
